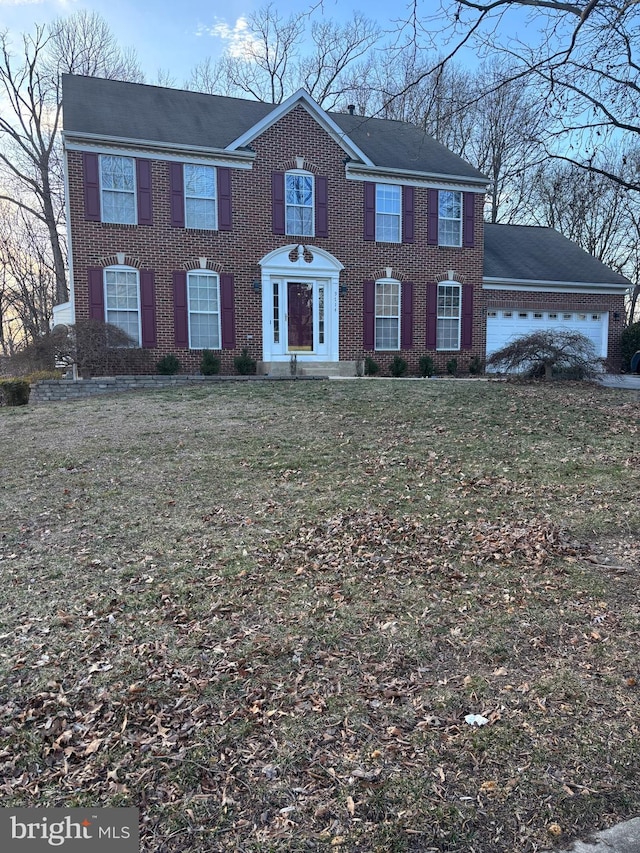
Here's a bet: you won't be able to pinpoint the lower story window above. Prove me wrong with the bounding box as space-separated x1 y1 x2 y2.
375 279 400 350
104 267 140 345
188 271 221 349
437 283 461 350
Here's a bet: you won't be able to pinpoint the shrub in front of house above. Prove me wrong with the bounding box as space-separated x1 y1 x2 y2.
234 348 257 375
157 354 181 375
419 355 435 377
0 379 30 406
621 322 640 372
364 356 379 376
446 357 458 376
200 350 221 375
389 355 408 377
468 356 484 375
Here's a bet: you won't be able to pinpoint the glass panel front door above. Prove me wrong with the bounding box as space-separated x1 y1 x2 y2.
287 282 313 351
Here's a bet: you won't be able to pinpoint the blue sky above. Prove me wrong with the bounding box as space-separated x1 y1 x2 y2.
1 0 415 86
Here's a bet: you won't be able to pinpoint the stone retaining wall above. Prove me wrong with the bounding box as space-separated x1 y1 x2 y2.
29 374 323 403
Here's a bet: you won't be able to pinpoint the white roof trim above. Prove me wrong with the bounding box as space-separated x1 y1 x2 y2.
483 277 630 294
226 89 375 167
259 243 344 275
346 163 488 190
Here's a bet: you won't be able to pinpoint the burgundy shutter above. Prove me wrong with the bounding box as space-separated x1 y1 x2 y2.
220 274 236 349
83 153 101 222
173 271 188 348
427 189 438 246
463 192 475 248
217 167 232 231
426 282 437 349
88 267 104 321
136 159 153 226
401 281 414 349
363 280 375 349
272 172 285 235
140 270 157 349
402 186 414 244
461 284 473 350
315 175 328 238
169 162 185 228
363 182 376 241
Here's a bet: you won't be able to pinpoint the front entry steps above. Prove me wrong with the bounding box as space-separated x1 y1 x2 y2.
258 360 359 378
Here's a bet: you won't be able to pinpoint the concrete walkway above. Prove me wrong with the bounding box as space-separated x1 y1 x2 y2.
598 374 640 390
566 817 640 852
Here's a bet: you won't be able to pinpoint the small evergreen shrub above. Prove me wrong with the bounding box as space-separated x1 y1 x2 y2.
389 355 408 377
200 350 220 375
0 379 30 406
234 348 257 375
419 355 435 377
621 322 640 372
157 354 181 375
446 357 458 376
468 356 484 376
364 356 380 376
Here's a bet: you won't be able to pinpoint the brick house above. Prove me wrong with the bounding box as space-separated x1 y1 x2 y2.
59 75 630 375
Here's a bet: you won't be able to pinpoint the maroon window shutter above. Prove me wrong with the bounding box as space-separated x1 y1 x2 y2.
402 186 414 244
272 172 285 235
83 153 101 222
363 182 376 241
217 167 233 231
88 267 104 321
136 159 153 226
401 281 414 349
463 192 475 247
426 282 437 349
461 284 473 350
220 274 236 349
173 271 188 348
363 280 375 349
315 175 328 238
140 270 157 349
427 189 438 246
169 162 185 228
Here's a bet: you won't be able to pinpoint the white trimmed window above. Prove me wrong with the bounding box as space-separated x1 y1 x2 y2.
100 155 136 224
438 190 462 247
187 271 221 349
375 279 401 350
104 267 141 345
185 165 217 230
376 184 401 242
437 282 461 350
286 171 314 236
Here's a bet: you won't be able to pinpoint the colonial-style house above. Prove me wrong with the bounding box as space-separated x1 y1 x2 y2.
58 74 630 375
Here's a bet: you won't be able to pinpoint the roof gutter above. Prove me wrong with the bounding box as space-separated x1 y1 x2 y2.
346 161 489 191
483 276 631 293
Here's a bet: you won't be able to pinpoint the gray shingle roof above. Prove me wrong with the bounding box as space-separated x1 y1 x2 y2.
62 74 486 180
484 224 631 287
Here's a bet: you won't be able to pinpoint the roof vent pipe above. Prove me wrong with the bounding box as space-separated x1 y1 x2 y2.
347 104 355 115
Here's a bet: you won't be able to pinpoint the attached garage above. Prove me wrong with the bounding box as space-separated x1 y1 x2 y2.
483 224 630 369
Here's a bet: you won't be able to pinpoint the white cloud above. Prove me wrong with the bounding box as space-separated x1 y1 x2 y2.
196 16 263 60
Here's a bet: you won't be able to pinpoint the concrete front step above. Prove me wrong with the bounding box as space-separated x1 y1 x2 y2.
259 360 360 378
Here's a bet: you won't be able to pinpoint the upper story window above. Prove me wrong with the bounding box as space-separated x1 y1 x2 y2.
286 171 314 237
100 155 136 224
375 279 401 350
185 165 217 230
376 184 401 243
437 282 461 350
104 266 141 345
438 190 462 247
187 271 221 349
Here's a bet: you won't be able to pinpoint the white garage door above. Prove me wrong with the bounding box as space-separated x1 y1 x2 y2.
486 309 609 360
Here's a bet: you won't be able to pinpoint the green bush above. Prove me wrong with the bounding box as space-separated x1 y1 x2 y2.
234 348 256 375
0 379 30 406
389 355 408 377
468 356 484 376
364 356 380 376
446 357 458 376
200 350 221 375
621 322 640 372
419 355 435 377
156 354 181 375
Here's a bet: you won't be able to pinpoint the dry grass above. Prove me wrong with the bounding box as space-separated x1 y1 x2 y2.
1 379 639 852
